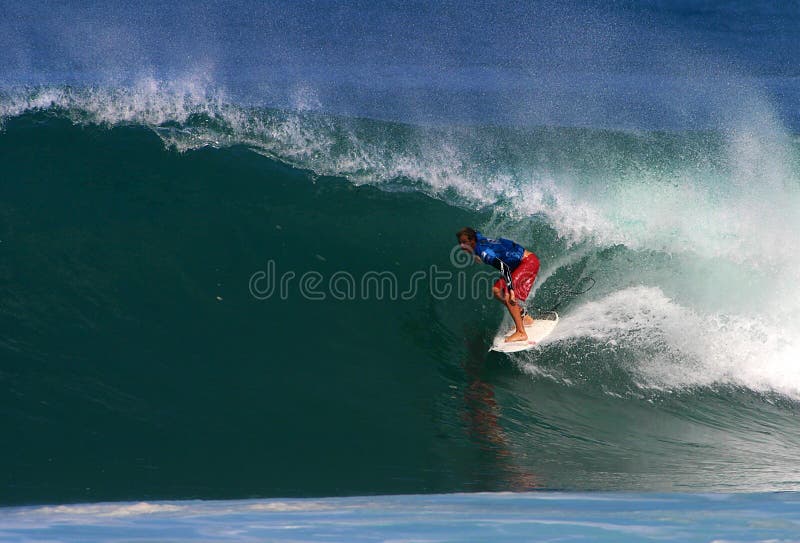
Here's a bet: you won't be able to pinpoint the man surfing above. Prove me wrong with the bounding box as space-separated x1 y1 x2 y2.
456 227 540 342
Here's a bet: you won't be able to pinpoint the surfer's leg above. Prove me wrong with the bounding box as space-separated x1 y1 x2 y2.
509 253 539 328
521 306 534 326
493 285 504 301
494 281 527 342
502 295 528 342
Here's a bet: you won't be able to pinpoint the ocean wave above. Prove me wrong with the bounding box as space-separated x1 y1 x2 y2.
2 106 800 497
3 81 800 403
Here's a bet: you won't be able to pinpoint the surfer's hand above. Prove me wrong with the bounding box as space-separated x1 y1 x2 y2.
504 289 515 304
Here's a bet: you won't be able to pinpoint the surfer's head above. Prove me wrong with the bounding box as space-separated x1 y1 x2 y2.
456 227 477 252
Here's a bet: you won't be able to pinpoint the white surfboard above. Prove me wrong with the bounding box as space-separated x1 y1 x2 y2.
490 311 559 353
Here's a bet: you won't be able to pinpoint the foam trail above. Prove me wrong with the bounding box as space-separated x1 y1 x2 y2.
537 287 800 399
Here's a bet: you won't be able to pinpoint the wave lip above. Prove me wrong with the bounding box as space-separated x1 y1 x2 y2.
3 79 798 261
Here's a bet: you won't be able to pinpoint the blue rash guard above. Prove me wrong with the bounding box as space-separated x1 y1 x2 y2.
474 231 525 291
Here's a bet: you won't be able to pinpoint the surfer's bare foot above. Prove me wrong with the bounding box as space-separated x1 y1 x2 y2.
522 315 534 326
505 330 528 343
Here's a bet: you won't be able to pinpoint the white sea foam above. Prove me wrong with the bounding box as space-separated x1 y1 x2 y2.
536 286 800 399
32 501 184 518
0 75 223 126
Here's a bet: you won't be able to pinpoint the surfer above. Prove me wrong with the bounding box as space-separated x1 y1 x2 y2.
456 227 540 342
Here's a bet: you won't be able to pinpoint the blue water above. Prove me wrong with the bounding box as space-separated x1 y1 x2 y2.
2 493 800 542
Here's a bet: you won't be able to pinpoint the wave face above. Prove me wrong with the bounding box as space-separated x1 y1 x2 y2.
3 1 800 505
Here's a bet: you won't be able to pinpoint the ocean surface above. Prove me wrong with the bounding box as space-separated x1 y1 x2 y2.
3 0 800 539
3 493 800 543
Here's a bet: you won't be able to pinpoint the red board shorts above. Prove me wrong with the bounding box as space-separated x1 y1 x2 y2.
494 252 540 302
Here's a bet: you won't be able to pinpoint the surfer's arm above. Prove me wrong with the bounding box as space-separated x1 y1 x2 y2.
497 259 514 292
480 249 514 291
